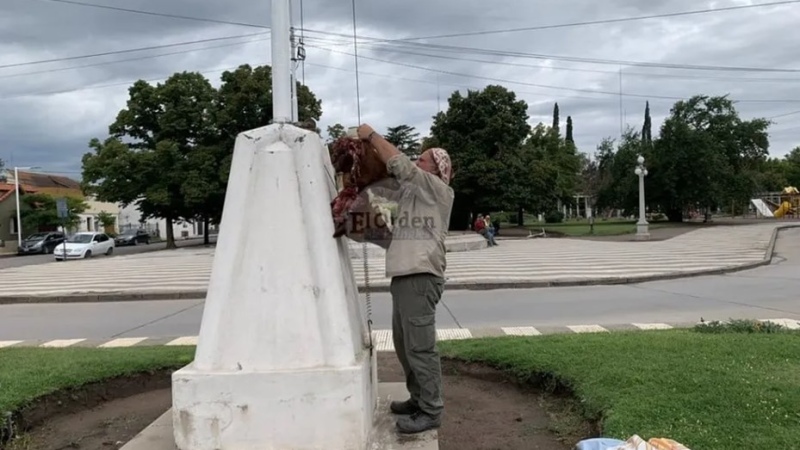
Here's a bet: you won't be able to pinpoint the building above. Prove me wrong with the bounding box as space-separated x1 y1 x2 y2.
118 201 205 240
0 169 122 251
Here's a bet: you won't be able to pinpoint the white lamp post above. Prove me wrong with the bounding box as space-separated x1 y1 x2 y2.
13 166 41 248
634 155 649 241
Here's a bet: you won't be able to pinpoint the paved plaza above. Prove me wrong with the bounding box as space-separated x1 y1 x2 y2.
0 223 786 299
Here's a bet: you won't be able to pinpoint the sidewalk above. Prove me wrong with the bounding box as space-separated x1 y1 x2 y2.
0 223 790 303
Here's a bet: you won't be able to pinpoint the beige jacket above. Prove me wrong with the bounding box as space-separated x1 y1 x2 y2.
366 154 454 279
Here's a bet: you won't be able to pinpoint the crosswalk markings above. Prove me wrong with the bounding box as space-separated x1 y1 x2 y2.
632 323 673 330
99 337 148 348
0 224 784 298
759 318 800 330
41 338 86 348
567 325 609 334
0 340 22 348
166 336 199 346
501 326 542 336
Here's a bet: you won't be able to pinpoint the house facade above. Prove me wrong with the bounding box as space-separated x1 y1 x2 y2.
118 202 205 240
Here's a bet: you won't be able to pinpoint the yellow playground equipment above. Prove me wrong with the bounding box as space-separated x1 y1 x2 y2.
770 187 799 218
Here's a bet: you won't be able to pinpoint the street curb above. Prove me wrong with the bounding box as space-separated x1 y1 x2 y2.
0 225 797 305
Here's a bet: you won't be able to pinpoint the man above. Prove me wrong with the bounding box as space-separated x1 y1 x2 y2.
356 124 454 434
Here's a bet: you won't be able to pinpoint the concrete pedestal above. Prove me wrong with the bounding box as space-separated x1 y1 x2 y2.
121 383 438 450
170 123 378 449
634 222 650 241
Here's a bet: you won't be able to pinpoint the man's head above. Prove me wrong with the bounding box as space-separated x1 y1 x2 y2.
416 148 452 185
485 214 491 221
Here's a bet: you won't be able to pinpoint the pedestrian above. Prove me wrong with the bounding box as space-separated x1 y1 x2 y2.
356 124 454 434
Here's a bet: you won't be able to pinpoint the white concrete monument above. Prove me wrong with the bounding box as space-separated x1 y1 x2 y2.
170 124 378 449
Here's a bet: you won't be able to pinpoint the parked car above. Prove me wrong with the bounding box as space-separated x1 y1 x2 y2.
54 232 115 261
115 229 151 246
18 232 65 255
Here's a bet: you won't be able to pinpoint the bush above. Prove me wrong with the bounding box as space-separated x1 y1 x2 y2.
544 210 565 223
694 318 791 334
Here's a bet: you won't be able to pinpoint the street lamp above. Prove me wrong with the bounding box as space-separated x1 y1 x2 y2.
14 166 41 248
633 155 649 241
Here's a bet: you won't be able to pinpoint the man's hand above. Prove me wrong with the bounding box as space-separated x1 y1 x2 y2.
357 124 376 141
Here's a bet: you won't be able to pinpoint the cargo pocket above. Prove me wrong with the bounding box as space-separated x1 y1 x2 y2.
407 314 436 352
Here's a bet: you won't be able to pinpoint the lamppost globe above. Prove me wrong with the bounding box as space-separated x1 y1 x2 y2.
635 167 643 176
637 155 645 165
643 169 649 176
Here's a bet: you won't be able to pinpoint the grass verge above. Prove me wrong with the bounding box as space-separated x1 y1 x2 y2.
440 325 800 449
0 346 194 416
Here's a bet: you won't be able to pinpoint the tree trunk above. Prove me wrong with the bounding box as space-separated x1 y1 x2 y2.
203 215 210 246
516 206 524 226
666 208 683 223
165 216 177 249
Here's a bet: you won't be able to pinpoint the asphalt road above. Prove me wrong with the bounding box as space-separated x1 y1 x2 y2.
0 236 217 270
1 229 798 341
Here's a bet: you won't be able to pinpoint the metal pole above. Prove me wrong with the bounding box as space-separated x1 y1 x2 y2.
635 156 650 240
14 167 22 248
290 25 299 122
271 0 292 123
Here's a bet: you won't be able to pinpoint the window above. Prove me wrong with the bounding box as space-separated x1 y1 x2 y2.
87 217 93 231
9 218 18 235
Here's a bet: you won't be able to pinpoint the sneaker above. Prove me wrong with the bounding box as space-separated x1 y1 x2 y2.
396 411 441 434
390 400 421 415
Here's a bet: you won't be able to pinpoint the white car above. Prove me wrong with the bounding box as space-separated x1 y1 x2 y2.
54 232 115 261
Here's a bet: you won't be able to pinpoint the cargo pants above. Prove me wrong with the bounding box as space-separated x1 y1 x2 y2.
390 272 445 418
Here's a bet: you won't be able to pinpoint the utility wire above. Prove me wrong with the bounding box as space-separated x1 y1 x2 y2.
27 0 800 73
36 0 269 29
0 32 268 69
322 0 800 43
0 37 270 79
301 35 800 83
306 44 800 103
302 31 800 73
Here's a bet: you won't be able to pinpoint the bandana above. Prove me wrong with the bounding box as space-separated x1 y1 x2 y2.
429 147 452 185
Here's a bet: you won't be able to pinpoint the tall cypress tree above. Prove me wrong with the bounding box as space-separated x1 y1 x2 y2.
552 102 560 134
566 116 574 143
642 101 652 144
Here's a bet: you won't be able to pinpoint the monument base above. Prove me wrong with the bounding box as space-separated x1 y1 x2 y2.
170 348 375 450
120 383 438 450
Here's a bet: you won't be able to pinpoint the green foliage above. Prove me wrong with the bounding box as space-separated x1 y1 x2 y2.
18 193 87 233
552 102 560 134
594 128 647 215
384 124 421 157
326 123 346 144
544 210 564 223
82 65 323 247
694 319 792 334
649 95 770 221
565 115 573 143
641 101 652 145
95 211 116 229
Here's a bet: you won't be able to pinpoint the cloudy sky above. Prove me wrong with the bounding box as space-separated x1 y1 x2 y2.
2 0 800 179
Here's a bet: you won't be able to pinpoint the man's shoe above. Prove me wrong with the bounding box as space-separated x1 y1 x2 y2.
390 400 421 415
396 411 441 434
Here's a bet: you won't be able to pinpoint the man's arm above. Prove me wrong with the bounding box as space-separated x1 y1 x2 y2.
357 124 401 164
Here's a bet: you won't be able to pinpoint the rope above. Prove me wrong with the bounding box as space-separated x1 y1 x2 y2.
350 0 373 354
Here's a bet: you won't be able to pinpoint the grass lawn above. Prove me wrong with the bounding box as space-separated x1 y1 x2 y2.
0 346 195 415
532 220 674 237
441 327 800 449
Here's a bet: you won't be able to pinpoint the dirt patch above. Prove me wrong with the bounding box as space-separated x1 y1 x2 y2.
5 356 593 450
377 353 594 450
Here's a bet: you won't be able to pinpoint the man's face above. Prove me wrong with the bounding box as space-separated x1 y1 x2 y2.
416 150 438 175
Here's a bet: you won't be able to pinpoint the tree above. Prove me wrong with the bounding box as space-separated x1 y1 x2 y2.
83 65 325 247
642 101 652 145
594 128 648 215
552 102 560 135
96 211 117 233
384 124 421 157
649 95 770 221
429 85 531 228
83 71 217 249
784 147 800 187
326 123 346 144
566 116 574 143
19 193 87 234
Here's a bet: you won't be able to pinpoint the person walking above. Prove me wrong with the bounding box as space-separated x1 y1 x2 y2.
356 124 454 434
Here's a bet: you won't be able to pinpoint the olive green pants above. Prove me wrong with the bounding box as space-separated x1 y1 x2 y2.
390 272 445 418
